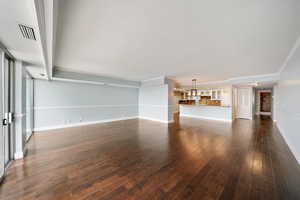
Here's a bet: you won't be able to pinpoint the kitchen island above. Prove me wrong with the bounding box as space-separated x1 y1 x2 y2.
180 104 232 122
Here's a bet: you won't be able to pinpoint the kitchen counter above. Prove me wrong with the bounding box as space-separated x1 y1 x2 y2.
181 104 231 107
180 104 232 122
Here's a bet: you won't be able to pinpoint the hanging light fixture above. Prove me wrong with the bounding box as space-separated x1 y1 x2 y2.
190 79 197 97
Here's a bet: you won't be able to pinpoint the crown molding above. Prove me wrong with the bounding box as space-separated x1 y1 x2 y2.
278 36 300 74
141 76 166 82
181 73 280 88
51 69 140 88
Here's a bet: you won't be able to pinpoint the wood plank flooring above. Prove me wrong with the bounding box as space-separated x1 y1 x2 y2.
1 115 300 200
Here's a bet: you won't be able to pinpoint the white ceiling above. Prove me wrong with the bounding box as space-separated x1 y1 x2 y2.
0 0 44 72
1 1 300 85
55 0 300 84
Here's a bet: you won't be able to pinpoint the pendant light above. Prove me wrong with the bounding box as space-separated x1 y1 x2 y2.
191 79 197 97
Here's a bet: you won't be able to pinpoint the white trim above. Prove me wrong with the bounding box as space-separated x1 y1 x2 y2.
26 129 33 133
276 123 300 164
108 83 140 88
14 151 24 160
139 104 171 108
26 130 34 142
34 116 175 132
44 0 56 79
180 114 232 122
53 77 104 86
141 76 165 82
259 112 271 116
257 89 272 93
184 73 280 87
139 116 174 123
33 0 50 80
279 36 300 74
52 77 139 88
15 113 26 118
34 104 138 110
230 73 280 82
34 116 139 132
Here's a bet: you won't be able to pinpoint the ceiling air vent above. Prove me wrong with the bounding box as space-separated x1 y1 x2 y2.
18 24 36 40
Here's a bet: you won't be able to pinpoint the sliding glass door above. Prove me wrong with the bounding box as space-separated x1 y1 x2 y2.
0 51 14 182
0 51 4 181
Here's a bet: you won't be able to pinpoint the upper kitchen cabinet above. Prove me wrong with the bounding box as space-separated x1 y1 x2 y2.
198 90 212 97
211 89 223 100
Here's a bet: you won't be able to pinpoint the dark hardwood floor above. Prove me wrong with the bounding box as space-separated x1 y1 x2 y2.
1 115 300 200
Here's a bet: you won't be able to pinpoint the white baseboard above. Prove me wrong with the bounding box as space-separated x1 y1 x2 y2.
34 116 139 132
14 151 24 159
34 116 176 132
276 123 300 165
180 114 232 122
139 116 174 123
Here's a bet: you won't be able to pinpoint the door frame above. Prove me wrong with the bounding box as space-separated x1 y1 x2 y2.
6 55 15 165
0 46 16 183
256 90 272 116
0 49 4 183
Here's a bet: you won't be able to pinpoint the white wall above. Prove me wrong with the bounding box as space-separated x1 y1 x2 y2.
273 85 278 121
26 74 34 140
172 95 181 113
138 77 175 123
14 61 27 159
167 79 179 121
139 83 170 123
276 43 300 164
34 79 139 131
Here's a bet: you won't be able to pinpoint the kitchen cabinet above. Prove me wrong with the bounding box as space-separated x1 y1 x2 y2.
198 90 212 96
212 90 217 99
211 89 222 100
197 88 231 106
217 90 222 99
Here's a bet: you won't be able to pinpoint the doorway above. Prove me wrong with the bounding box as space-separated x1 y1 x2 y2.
0 51 15 182
255 89 272 116
260 92 271 112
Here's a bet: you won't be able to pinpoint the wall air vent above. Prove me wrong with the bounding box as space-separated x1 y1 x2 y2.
18 24 36 40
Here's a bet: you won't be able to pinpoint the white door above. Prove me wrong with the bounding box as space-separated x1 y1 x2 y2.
237 88 252 119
